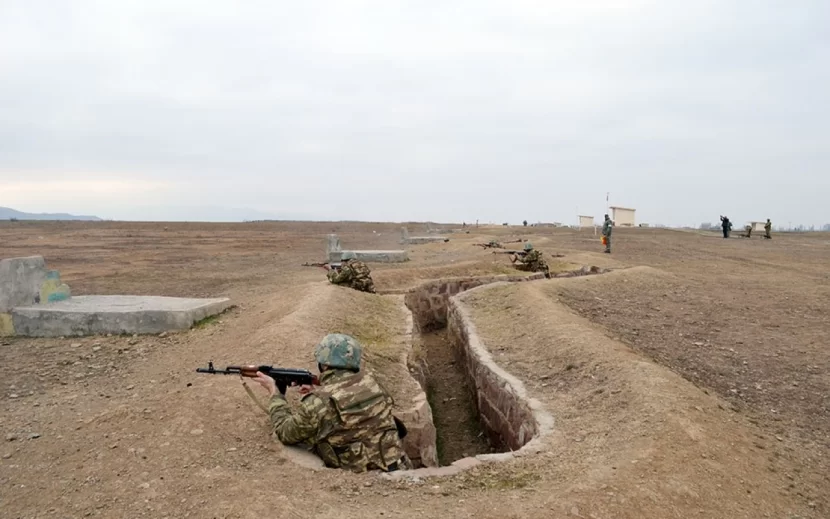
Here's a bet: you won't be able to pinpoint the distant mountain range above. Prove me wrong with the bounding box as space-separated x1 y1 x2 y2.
0 206 102 221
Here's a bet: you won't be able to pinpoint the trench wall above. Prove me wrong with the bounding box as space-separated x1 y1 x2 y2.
404 273 545 332
398 274 553 478
447 293 547 452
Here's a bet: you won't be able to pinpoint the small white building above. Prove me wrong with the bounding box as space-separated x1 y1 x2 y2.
610 206 636 227
750 221 767 232
578 215 595 228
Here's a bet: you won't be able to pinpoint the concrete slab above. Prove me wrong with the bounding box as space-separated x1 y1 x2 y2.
10 295 232 337
337 250 409 263
407 236 449 244
400 226 448 244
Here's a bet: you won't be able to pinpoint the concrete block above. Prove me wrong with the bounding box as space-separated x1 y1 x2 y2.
343 250 409 263
407 236 449 244
0 256 47 312
326 234 342 262
11 295 232 337
0 313 14 337
401 226 449 244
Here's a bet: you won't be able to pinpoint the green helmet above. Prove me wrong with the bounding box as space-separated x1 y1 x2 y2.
341 251 357 261
523 242 533 251
314 333 362 370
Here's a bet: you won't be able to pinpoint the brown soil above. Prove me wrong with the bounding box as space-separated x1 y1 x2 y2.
1 221 828 518
419 330 493 464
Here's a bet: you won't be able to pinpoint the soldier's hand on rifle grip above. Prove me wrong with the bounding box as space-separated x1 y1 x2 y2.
275 380 288 396
252 371 278 397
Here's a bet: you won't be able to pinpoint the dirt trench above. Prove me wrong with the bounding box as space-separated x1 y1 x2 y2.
401 274 548 465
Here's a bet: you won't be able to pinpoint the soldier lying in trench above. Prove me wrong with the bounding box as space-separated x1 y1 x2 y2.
325 252 376 293
510 242 551 278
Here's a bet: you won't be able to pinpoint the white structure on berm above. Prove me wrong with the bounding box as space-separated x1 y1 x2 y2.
578 215 595 228
610 206 636 227
750 221 767 232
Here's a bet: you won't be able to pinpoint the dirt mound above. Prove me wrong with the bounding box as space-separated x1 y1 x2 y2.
457 277 815 518
553 266 830 514
0 281 426 519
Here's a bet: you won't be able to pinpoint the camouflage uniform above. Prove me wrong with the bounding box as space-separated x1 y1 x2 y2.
602 216 613 252
268 369 408 472
267 334 410 472
514 248 550 277
327 260 376 293
764 219 772 239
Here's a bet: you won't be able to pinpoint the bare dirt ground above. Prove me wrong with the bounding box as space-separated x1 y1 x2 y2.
1 221 828 518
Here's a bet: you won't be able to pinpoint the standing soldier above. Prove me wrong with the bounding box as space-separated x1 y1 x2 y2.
326 252 376 293
720 216 732 238
252 333 411 472
602 214 613 253
511 242 550 278
764 219 772 239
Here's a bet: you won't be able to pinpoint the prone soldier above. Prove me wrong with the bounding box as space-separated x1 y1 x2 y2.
510 242 550 278
326 251 376 293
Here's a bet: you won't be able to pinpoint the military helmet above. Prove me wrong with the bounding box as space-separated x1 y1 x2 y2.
523 242 533 251
314 333 362 370
341 251 357 261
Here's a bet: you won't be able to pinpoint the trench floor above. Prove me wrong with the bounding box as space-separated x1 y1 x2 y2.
420 329 493 465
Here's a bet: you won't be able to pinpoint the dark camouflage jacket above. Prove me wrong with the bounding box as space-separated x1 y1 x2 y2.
327 260 376 293
515 249 549 275
602 219 613 236
268 369 406 472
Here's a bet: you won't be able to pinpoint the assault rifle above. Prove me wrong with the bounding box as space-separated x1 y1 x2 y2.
301 262 342 269
196 361 319 386
493 250 527 255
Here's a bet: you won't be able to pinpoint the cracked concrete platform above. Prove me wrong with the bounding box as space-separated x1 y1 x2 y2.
10 295 232 337
337 250 409 263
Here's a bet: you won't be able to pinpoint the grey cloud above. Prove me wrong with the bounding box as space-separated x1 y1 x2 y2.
1 1 829 225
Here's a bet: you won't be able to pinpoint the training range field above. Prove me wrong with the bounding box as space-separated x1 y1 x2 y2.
1 220 828 519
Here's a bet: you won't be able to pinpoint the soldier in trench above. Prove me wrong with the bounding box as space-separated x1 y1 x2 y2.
325 251 376 293
511 242 550 278
251 333 412 472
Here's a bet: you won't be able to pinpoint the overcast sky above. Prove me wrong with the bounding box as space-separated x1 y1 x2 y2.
1 1 828 225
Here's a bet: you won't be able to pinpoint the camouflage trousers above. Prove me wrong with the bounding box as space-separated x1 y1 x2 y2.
352 278 376 293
